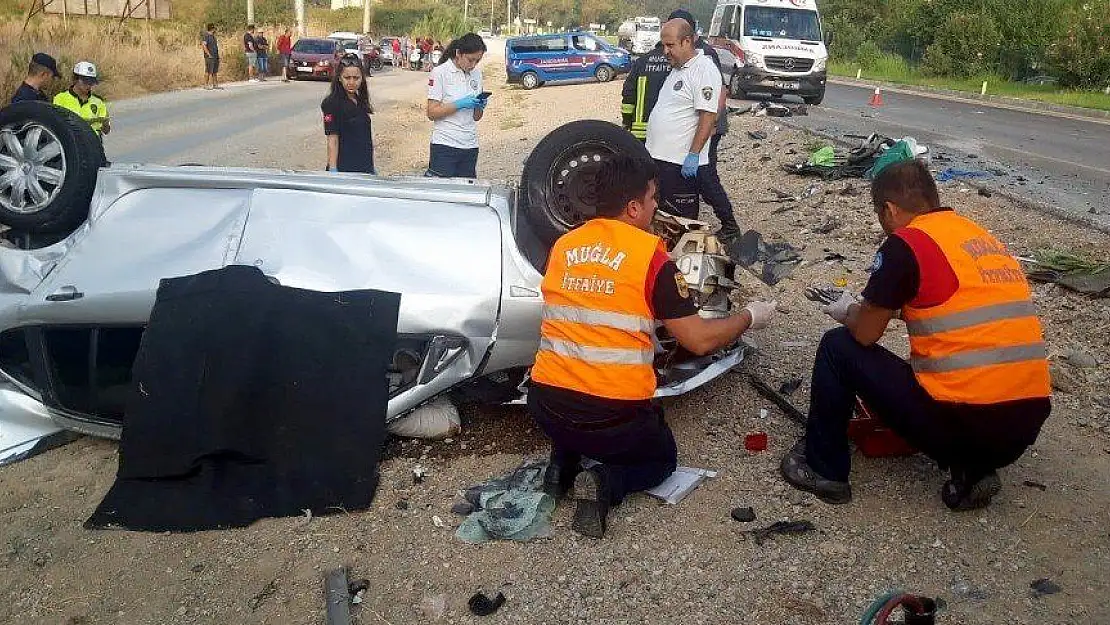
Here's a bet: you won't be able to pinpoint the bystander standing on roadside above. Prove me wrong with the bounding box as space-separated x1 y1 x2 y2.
276 28 293 81
53 61 111 138
244 24 259 82
201 23 221 90
425 33 487 178
255 30 270 80
9 52 60 104
391 37 401 68
322 54 376 174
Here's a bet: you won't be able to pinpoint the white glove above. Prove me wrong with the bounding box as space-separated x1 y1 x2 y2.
743 300 777 330
820 291 859 323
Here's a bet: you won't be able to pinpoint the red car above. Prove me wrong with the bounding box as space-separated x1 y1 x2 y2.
286 38 344 80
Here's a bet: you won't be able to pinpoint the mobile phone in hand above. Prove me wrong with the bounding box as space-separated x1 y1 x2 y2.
477 91 492 100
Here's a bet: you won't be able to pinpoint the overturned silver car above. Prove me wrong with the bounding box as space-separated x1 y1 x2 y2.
0 104 744 458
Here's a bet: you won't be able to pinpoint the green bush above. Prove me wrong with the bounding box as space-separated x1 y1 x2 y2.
921 45 954 77
409 6 476 42
929 11 1001 77
854 41 882 70
1046 0 1110 88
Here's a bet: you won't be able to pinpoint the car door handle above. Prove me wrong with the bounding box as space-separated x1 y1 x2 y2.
45 286 84 302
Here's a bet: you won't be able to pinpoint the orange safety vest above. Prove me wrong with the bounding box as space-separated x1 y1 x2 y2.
530 218 663 401
899 211 1051 404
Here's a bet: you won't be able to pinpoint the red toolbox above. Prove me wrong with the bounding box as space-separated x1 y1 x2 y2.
848 398 917 458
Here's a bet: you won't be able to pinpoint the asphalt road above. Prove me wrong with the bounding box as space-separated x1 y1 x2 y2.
103 67 428 168
772 82 1110 229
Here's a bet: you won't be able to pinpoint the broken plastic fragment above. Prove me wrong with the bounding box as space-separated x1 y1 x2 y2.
468 591 506 616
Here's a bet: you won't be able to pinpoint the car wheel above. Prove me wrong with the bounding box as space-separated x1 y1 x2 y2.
519 119 650 247
521 71 540 90
595 64 613 83
370 57 384 71
0 101 103 236
803 90 825 105
729 71 747 99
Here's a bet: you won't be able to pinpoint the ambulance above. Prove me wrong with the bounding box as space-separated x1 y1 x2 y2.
708 0 830 105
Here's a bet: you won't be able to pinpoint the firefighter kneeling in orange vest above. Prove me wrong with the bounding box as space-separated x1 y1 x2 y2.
528 154 777 538
781 160 1051 511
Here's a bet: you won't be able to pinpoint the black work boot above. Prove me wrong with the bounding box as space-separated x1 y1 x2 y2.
718 223 742 245
541 457 579 500
941 470 1002 511
780 438 853 504
571 468 610 538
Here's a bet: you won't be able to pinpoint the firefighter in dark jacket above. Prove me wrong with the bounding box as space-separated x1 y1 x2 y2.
620 42 669 141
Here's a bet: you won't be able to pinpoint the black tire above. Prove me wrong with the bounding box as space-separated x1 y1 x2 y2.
369 57 384 72
0 101 102 235
729 71 747 99
519 120 650 247
595 64 613 83
804 90 825 105
521 71 540 90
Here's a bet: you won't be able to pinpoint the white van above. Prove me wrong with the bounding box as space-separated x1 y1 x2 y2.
708 0 830 105
618 16 662 55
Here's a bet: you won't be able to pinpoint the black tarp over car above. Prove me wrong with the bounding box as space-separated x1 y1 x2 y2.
86 265 400 532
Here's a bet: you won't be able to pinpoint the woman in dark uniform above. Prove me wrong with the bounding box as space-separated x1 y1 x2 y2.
321 54 375 174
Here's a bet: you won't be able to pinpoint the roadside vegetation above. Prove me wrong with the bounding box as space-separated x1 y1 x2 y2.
822 0 1110 111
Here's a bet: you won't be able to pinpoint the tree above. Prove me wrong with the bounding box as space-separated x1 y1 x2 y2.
1046 0 1110 88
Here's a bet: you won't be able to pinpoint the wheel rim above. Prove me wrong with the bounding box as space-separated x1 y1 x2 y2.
598 67 611 81
523 73 537 88
0 122 66 215
544 141 617 230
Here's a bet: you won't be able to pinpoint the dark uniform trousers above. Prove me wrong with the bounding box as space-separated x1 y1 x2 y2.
655 142 739 236
805 327 1050 484
527 387 677 506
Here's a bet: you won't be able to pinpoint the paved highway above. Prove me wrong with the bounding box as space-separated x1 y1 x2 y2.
776 81 1110 228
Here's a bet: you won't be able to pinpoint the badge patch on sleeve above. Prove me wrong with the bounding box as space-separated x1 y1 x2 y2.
323 113 334 123
673 80 684 90
702 86 713 100
675 273 690 299
428 78 435 87
867 251 883 273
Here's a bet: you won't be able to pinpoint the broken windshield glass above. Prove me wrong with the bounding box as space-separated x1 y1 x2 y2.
743 7 821 41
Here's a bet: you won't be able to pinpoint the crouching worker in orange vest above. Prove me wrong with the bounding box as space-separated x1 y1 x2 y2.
528 154 778 538
781 160 1051 511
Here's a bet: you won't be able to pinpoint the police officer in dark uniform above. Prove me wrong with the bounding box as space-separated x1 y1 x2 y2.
10 53 61 104
621 10 740 243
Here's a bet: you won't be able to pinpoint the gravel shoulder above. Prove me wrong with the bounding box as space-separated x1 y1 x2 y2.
2 52 1108 625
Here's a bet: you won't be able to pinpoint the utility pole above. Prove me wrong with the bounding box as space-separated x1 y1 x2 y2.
246 0 254 25
295 0 305 36
489 0 494 33
464 0 468 22
506 0 510 35
362 0 370 34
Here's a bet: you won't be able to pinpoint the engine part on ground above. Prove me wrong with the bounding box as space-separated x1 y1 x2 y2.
324 567 352 625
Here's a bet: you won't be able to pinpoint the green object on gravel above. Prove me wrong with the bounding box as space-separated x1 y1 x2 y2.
808 146 836 167
866 140 916 179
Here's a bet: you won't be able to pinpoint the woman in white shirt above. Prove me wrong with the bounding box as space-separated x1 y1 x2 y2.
425 33 487 178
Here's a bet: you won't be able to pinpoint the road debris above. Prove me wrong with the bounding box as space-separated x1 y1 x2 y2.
468 591 507 616
1026 249 1110 297
743 432 768 452
1022 480 1048 491
324 568 352 625
347 578 370 605
456 461 555 544
1030 578 1062 598
747 520 815 545
730 506 757 522
936 168 991 182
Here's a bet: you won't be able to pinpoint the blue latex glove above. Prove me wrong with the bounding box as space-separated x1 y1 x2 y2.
681 152 700 179
475 96 488 111
453 94 481 110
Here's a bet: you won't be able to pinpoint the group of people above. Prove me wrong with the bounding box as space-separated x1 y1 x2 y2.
538 10 1052 538
397 36 445 71
8 51 111 138
321 32 488 178
199 23 294 90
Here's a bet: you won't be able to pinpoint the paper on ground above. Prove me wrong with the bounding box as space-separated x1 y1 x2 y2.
645 466 717 505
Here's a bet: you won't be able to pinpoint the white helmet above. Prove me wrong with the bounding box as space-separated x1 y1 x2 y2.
73 61 99 83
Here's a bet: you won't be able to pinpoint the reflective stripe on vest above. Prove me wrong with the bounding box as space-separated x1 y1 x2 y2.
543 304 654 334
905 300 1038 336
900 211 1051 404
912 342 1048 374
530 219 662 401
539 337 654 366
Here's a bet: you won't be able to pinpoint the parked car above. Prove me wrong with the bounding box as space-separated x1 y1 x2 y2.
287 37 343 80
0 103 745 451
506 31 631 90
378 36 401 67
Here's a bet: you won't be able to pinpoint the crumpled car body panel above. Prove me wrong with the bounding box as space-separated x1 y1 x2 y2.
0 165 742 444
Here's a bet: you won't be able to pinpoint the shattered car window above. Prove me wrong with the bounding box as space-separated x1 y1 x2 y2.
743 7 822 41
